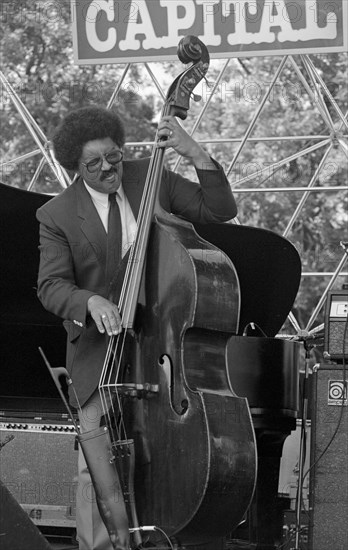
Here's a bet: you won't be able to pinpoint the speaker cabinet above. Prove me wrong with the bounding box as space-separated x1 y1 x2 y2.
309 365 348 550
0 480 52 550
0 420 78 528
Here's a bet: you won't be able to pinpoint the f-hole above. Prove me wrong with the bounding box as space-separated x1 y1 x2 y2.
159 354 189 416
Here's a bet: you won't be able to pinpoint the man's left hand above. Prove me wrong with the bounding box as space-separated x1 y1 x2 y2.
157 115 217 171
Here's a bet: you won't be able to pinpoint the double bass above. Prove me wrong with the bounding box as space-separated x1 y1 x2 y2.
97 36 257 547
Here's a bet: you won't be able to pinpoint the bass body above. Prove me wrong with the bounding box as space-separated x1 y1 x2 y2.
119 212 256 544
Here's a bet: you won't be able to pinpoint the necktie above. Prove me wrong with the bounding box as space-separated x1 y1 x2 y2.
106 192 122 283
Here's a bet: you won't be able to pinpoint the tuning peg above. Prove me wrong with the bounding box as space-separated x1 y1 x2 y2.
191 93 202 102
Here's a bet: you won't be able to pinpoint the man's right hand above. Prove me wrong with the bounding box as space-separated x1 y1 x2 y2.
87 295 122 336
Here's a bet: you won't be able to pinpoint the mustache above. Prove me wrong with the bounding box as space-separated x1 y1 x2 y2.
100 166 118 181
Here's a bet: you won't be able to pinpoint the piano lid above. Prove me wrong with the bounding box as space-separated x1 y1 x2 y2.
0 181 62 326
0 182 67 405
194 222 301 337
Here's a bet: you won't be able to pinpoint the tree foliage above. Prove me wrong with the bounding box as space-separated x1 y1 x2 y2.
0 0 156 192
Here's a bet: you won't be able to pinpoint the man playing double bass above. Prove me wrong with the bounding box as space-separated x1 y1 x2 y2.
36 105 237 550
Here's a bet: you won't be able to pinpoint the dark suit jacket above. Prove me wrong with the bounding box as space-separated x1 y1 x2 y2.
36 157 236 407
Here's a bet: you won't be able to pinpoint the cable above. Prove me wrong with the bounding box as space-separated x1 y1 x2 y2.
130 525 175 550
153 527 175 549
242 321 268 337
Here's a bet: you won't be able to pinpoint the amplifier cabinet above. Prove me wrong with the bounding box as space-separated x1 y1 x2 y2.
0 419 78 528
309 365 348 550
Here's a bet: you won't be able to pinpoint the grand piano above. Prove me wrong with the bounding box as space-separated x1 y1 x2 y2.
0 181 302 549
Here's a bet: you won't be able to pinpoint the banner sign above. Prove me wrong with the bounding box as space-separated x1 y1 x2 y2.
71 0 348 64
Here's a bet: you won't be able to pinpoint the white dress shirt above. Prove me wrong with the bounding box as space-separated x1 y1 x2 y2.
84 181 137 258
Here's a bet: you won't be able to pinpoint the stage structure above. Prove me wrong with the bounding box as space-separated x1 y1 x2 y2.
1 0 347 337
0 1 347 548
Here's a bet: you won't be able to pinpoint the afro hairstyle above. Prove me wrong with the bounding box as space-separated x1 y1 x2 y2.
52 106 126 171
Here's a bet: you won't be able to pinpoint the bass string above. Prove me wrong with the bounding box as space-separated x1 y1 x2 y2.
117 105 169 328
101 100 174 446
99 329 130 445
98 146 161 443
98 83 186 444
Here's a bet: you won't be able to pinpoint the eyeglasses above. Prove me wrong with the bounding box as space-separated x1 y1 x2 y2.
81 149 123 174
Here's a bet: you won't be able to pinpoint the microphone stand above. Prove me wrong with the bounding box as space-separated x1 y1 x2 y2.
293 333 314 550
